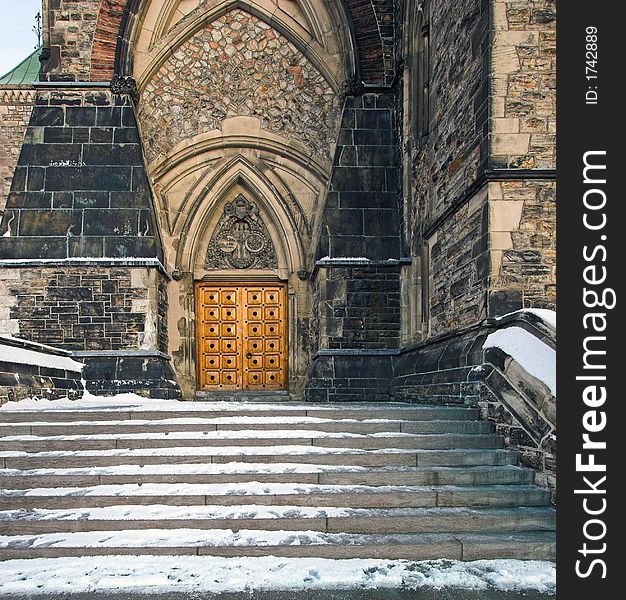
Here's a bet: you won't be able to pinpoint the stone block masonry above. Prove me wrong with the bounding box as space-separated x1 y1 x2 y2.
0 267 162 352
306 93 402 402
491 0 556 170
316 265 401 351
0 84 176 399
0 265 180 400
0 91 35 214
0 88 161 261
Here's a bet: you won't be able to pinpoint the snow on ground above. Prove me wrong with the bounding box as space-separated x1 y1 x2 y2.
0 416 405 426
0 461 369 477
483 326 556 395
0 505 497 523
0 444 419 458
0 556 556 594
0 430 419 442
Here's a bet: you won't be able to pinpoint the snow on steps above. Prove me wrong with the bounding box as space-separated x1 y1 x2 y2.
0 399 555 560
0 529 556 561
0 464 535 488
0 505 556 535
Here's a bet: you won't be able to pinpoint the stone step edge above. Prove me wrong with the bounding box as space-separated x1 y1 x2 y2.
0 407 480 424
0 464 530 477
0 531 557 561
0 506 556 535
0 505 556 522
0 483 547 497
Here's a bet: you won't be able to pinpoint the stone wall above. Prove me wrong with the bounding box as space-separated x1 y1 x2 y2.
399 0 490 342
0 88 161 261
43 0 100 80
317 93 400 261
0 266 161 351
488 179 556 313
306 91 402 401
398 0 556 342
315 263 401 351
0 90 35 214
428 187 489 336
491 0 556 170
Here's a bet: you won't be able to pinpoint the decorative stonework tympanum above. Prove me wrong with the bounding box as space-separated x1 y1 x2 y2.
138 9 340 164
205 195 277 270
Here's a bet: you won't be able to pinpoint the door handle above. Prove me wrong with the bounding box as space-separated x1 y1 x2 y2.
246 352 253 359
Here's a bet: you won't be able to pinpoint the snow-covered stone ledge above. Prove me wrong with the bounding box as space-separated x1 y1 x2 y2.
0 336 84 406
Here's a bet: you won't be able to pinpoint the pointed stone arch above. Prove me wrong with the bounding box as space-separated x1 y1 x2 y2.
176 157 305 278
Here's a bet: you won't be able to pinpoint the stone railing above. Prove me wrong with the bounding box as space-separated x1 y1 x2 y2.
390 310 556 503
478 312 556 503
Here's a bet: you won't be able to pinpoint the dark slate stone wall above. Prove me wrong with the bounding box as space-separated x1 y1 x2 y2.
316 264 401 351
1 267 157 351
399 0 492 338
0 88 161 260
80 354 180 400
317 93 400 261
306 92 402 402
305 353 394 403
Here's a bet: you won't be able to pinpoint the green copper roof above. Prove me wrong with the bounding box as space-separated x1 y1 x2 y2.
0 47 41 86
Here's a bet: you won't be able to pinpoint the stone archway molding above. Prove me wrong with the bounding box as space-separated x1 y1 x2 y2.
95 0 353 89
176 156 306 277
134 0 344 92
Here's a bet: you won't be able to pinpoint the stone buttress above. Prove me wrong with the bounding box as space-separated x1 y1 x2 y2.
0 85 180 399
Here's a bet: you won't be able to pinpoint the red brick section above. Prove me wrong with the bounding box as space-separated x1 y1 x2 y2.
91 0 127 81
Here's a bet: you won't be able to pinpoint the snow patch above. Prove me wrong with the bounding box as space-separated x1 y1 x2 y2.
0 556 556 594
0 341 84 373
484 326 556 395
495 308 556 330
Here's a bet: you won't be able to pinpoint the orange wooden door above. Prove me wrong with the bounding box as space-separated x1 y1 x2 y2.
196 283 287 390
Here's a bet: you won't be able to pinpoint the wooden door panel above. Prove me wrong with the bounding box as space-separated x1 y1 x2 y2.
197 283 287 390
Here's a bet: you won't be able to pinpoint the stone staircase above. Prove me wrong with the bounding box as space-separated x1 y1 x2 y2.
0 400 555 561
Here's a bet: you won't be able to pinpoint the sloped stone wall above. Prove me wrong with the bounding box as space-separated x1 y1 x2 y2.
0 91 35 214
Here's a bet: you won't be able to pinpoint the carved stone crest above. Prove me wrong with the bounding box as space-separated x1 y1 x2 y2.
205 196 277 270
111 75 139 101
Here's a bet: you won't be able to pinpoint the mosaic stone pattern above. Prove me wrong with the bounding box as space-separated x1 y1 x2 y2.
138 9 341 163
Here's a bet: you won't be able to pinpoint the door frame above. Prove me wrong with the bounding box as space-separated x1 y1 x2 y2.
194 280 289 391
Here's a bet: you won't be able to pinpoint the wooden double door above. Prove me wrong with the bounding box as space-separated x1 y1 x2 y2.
196 282 287 390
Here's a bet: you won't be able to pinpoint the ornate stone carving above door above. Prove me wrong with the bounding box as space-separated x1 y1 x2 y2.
205 196 278 270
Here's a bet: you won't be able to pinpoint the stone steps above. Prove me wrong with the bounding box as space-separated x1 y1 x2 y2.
0 465 535 489
0 483 551 510
0 448 519 470
0 506 556 535
0 419 494 436
0 530 556 561
0 432 505 452
0 405 480 423
0 400 555 561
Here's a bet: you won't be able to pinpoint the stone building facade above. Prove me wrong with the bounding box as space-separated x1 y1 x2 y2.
0 0 555 402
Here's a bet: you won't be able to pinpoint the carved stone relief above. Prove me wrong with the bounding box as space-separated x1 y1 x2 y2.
205 195 277 270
